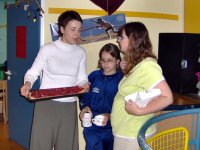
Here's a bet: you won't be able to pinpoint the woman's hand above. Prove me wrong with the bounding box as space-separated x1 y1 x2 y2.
125 100 142 116
79 106 92 120
125 80 173 116
20 81 31 98
82 83 90 92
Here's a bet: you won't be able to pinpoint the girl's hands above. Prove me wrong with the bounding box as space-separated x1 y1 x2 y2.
80 107 110 126
101 113 110 126
80 106 92 120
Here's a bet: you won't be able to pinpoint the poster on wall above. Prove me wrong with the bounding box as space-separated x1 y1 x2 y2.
50 23 59 41
16 26 26 58
50 13 126 45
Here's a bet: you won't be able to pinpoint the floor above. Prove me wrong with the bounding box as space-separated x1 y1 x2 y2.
0 117 25 150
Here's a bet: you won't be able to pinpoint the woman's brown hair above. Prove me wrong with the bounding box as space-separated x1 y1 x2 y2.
58 10 83 37
118 22 157 76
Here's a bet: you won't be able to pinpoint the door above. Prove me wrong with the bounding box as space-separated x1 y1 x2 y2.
7 1 41 149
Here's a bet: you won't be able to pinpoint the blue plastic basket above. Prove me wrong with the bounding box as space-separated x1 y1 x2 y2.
138 108 200 150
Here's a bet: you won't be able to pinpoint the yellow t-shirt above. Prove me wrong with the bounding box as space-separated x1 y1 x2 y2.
111 57 164 138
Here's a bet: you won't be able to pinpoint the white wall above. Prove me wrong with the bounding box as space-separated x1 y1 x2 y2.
43 0 183 73
42 1 184 149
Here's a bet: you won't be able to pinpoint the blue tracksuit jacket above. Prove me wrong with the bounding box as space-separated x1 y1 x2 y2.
79 69 123 150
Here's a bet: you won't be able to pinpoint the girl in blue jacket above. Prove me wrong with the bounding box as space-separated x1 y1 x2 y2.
79 43 123 150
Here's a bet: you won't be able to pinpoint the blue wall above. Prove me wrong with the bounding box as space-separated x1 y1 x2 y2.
7 0 41 148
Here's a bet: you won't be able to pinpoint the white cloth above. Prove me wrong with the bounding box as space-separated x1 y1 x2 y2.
124 88 161 108
24 39 88 102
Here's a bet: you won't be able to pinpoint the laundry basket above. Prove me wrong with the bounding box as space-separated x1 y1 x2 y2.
140 127 189 150
138 108 200 150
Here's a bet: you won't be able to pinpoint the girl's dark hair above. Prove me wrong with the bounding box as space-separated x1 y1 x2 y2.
58 10 83 37
98 43 121 69
118 22 157 76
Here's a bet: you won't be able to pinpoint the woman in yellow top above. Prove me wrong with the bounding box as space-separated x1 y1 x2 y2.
111 22 173 150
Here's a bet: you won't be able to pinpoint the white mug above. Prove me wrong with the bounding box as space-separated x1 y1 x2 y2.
82 112 92 127
92 115 105 126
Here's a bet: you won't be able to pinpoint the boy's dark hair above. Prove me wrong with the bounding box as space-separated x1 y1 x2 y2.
58 10 83 37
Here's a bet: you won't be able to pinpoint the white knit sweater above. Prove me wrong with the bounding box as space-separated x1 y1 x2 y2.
24 39 88 102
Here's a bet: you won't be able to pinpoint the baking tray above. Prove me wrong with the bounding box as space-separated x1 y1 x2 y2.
27 86 87 102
